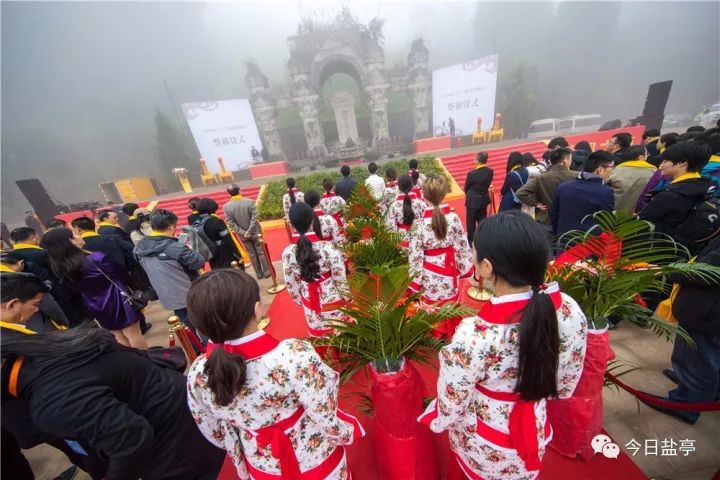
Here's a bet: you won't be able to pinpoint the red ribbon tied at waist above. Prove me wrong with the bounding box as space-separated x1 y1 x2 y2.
254 407 305 480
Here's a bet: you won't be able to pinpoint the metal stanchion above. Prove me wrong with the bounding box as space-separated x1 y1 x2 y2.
168 315 199 362
258 232 286 295
467 276 494 302
284 218 293 242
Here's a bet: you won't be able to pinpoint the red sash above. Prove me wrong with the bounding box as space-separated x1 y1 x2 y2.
411 186 422 198
422 204 450 218
478 283 562 324
252 407 306 479
395 193 417 201
312 210 333 241
245 447 345 480
408 245 460 303
301 271 346 317
322 192 336 199
475 384 550 472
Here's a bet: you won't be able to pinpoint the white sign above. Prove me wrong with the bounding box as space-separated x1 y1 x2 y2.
181 99 263 173
432 54 499 137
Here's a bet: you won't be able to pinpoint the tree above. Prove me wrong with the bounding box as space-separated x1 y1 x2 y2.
154 109 198 174
497 61 539 139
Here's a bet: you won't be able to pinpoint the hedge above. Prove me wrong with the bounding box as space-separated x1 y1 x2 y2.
257 156 448 221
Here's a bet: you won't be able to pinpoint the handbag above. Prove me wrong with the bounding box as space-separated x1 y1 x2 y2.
510 170 526 205
91 258 148 312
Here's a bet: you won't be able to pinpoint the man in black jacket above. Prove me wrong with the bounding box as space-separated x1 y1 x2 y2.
7 227 50 276
638 142 713 255
97 210 133 243
464 151 494 244
648 236 720 424
335 165 357 201
71 217 135 270
121 202 140 236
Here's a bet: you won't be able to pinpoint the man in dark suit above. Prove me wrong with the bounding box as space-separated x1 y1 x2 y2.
71 217 135 270
8 227 50 276
122 203 140 236
335 165 358 201
97 210 133 243
464 152 494 244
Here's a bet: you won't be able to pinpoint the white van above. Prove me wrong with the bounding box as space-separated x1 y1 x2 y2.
528 114 603 139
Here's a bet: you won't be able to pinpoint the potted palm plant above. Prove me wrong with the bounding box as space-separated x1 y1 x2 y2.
546 211 720 460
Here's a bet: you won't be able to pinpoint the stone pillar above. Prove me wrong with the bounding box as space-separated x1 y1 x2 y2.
409 79 431 138
331 91 359 146
365 85 389 146
295 94 325 152
245 62 286 160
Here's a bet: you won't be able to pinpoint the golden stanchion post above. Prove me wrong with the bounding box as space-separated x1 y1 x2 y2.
168 315 198 362
467 276 494 302
258 231 285 295
284 218 293 242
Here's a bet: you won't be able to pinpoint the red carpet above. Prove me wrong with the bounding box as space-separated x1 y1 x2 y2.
217 283 646 480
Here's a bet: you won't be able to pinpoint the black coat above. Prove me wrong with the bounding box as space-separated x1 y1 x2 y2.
638 177 713 243
82 234 135 271
464 166 494 209
5 338 224 480
335 176 358 201
7 248 50 277
669 236 720 334
97 225 133 244
201 215 241 269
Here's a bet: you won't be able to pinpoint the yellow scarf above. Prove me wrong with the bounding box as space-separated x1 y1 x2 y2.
210 214 251 265
128 215 137 221
476 164 487 170
150 230 171 237
621 160 656 170
710 155 720 163
230 195 243 201
97 222 116 228
12 243 42 250
671 172 702 184
0 264 16 273
0 321 37 335
510 165 521 172
659 146 666 154
192 210 199 214
80 231 99 238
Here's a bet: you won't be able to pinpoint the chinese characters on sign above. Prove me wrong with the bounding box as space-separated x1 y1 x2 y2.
624 438 695 457
212 136 246 147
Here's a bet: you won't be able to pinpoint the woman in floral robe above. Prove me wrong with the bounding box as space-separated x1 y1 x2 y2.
320 178 347 228
380 167 399 214
385 175 426 246
303 190 346 248
418 211 587 480
283 177 305 221
408 176 474 337
282 203 348 337
186 269 364 480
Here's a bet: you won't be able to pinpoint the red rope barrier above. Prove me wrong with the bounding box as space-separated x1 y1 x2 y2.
605 372 720 411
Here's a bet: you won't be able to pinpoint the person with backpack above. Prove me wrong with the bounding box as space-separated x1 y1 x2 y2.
698 128 720 198
196 198 248 270
639 142 717 257
499 151 529 212
134 209 206 341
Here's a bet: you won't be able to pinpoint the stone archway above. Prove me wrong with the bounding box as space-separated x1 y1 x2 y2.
246 11 432 164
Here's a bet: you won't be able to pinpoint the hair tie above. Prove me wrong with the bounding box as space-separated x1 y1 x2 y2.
532 284 548 294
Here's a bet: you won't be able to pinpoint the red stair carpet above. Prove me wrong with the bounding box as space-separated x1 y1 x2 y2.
216 280 646 480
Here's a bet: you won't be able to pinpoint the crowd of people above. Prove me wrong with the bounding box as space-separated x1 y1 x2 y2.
2 124 719 479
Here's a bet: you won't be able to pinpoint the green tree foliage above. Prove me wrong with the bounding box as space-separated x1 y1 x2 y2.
497 61 539 138
154 109 198 174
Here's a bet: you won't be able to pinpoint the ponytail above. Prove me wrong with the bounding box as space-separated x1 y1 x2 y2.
515 291 559 401
430 205 447 240
311 214 323 238
289 188 296 205
296 234 320 282
402 193 414 225
286 178 297 204
204 348 247 406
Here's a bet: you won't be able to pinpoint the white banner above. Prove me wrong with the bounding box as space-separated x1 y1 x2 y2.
432 54 499 138
181 99 263 173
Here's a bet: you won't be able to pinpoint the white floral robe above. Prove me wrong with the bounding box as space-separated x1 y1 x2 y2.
187 331 364 479
408 205 474 305
380 182 399 213
282 233 348 336
384 195 427 244
283 190 305 220
408 170 427 187
418 284 587 480
319 193 347 226
314 209 346 248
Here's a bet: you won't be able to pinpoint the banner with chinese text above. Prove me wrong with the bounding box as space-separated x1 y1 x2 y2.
181 99 262 173
432 54 499 138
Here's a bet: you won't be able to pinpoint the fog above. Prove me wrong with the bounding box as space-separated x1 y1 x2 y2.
2 1 718 226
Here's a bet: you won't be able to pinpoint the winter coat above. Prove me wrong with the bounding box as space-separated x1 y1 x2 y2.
550 173 615 238
516 164 577 224
606 161 657 213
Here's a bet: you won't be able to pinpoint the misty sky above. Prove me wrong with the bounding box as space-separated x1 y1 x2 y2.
2 1 718 226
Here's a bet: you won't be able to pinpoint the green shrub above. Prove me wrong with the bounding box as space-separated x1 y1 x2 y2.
257 156 448 221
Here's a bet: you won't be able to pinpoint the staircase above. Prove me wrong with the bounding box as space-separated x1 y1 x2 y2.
141 185 262 228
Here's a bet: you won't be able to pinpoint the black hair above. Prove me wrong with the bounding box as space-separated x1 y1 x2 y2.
340 165 351 177
473 211 558 401
43 228 86 282
696 129 720 154
476 151 489 164
286 177 297 204
227 184 241 196
70 216 95 232
1 273 49 303
574 140 592 154
550 147 572 165
548 137 569 149
623 145 648 161
643 129 660 139
411 170 420 186
150 209 178 231
97 210 113 222
583 151 615 173
301 190 324 238
45 219 67 229
288 203 320 282
188 197 200 210
322 178 333 194
506 151 523 173
197 198 219 215
122 203 139 216
660 132 679 149
368 162 378 174
397 175 415 226
521 152 537 167
612 132 632 149
676 132 699 142
10 227 38 243
660 142 711 172
385 167 397 182
686 125 706 133
187 269 260 406
408 158 419 170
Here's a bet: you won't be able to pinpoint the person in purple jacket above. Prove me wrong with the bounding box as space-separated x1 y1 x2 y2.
42 228 147 349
